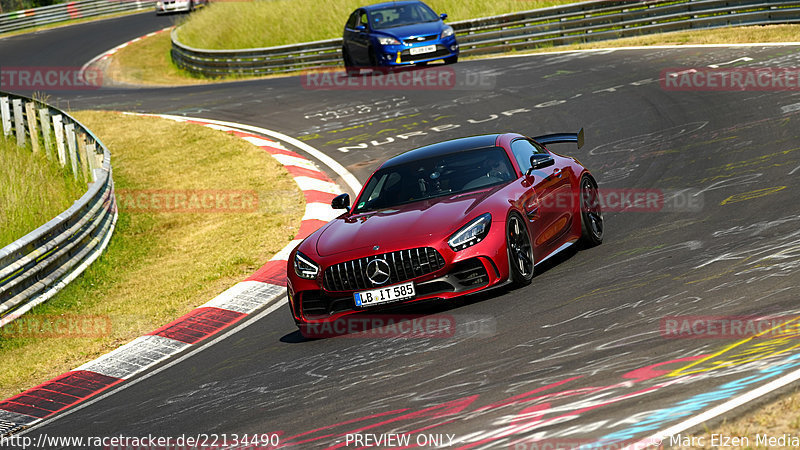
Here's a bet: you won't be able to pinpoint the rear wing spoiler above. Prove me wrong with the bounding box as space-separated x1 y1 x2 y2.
532 128 584 149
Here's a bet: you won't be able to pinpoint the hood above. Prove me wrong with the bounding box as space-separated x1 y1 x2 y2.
315 187 497 257
375 21 444 41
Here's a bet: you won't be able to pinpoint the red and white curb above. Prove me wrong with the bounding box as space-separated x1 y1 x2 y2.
0 115 352 435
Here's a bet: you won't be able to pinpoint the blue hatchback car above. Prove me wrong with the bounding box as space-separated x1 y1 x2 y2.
342 0 459 74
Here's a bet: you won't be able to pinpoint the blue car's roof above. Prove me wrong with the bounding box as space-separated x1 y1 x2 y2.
363 1 424 11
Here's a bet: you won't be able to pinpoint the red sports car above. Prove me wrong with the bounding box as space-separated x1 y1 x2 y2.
287 130 602 336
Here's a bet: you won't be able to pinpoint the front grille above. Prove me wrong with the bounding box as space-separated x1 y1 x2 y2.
403 35 438 45
399 46 450 63
323 247 445 292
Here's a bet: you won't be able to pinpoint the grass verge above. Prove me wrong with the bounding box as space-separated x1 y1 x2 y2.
0 112 304 399
503 24 800 55
0 135 85 248
108 24 800 86
176 0 578 50
103 29 212 86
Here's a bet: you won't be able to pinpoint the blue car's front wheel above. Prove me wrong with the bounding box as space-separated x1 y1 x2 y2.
343 48 360 76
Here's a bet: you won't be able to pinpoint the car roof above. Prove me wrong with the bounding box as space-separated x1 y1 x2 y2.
380 134 501 169
363 1 424 11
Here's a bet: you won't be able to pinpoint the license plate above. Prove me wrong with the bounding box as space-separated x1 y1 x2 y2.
355 282 415 307
410 45 436 56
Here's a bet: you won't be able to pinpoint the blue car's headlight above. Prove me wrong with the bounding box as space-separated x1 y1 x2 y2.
378 36 401 46
294 251 320 279
441 26 454 39
448 213 491 251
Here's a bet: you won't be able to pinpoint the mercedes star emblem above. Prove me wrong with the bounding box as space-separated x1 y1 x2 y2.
366 259 391 285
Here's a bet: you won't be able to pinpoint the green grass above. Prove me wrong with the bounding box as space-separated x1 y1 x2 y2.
0 112 304 399
176 0 578 49
0 135 85 248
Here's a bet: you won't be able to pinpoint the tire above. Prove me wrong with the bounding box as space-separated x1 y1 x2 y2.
506 212 534 286
343 48 359 76
368 47 378 70
579 175 603 247
444 55 458 65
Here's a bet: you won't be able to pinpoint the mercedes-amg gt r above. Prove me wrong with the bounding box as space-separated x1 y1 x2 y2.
287 130 602 336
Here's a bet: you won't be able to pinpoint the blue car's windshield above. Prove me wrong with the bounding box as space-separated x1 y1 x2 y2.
369 3 439 30
353 147 515 213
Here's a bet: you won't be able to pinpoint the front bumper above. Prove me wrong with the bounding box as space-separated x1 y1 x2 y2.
376 36 459 66
155 1 190 12
287 226 509 328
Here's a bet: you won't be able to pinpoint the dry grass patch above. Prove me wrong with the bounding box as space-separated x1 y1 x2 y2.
672 388 800 449
0 112 303 399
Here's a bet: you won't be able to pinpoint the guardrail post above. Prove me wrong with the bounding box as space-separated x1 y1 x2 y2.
38 108 54 159
77 132 90 181
25 102 40 154
64 122 79 179
0 97 10 137
53 114 67 166
12 99 25 147
86 140 98 181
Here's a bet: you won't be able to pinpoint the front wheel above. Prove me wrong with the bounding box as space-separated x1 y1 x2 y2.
579 175 603 247
444 55 458 65
506 212 534 286
343 48 359 76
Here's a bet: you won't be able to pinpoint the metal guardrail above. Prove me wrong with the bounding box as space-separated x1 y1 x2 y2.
0 91 117 327
0 0 155 35
171 0 800 77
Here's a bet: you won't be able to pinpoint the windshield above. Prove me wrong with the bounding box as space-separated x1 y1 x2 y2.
353 147 515 213
369 3 439 29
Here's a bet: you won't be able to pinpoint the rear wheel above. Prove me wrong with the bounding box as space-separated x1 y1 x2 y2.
506 212 534 286
579 175 603 247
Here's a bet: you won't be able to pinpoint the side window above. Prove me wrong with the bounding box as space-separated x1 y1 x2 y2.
360 12 369 28
346 11 359 29
510 139 545 173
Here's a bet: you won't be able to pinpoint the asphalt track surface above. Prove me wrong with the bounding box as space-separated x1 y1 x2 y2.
3 12 800 449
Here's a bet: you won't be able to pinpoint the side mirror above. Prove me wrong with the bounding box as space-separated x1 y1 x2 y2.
355 24 366 32
331 193 351 210
526 154 555 176
440 13 448 20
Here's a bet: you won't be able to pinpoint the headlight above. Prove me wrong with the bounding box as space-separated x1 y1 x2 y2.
293 252 320 279
441 26 454 38
378 36 401 46
448 213 491 251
